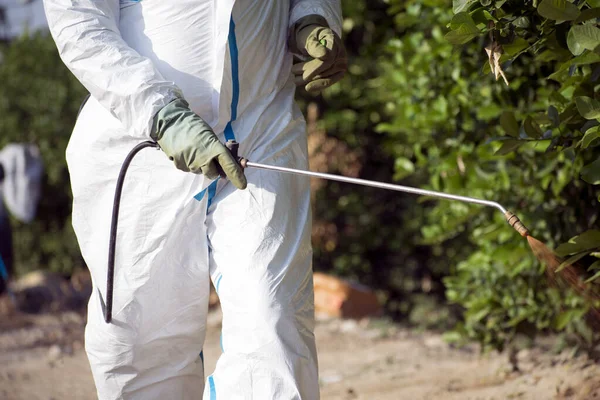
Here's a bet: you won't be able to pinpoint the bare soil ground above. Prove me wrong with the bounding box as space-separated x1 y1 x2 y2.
1 306 599 400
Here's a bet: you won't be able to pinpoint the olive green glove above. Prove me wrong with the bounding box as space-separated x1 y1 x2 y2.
151 98 247 190
289 15 347 93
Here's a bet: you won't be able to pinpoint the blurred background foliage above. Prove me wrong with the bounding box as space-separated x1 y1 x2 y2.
0 33 87 276
0 0 599 353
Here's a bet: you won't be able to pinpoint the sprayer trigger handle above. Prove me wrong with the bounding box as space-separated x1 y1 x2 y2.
225 140 239 159
224 140 248 169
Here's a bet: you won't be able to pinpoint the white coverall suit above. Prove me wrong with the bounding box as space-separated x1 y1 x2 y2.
42 0 342 398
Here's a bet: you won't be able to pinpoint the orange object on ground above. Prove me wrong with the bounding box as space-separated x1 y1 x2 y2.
313 272 382 319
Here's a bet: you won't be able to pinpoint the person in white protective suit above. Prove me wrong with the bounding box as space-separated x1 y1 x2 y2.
43 0 347 398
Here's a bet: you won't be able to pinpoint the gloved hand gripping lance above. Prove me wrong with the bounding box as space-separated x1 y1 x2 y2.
105 140 530 323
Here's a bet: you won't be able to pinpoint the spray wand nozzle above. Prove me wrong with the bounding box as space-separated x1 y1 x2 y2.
504 211 530 238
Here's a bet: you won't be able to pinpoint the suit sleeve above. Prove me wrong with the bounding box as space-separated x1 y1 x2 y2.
42 0 182 138
289 0 343 37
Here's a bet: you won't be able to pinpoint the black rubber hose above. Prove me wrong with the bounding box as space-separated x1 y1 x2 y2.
105 141 159 323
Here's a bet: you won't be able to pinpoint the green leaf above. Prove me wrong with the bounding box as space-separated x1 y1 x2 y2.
550 91 569 106
495 139 524 155
548 67 569 81
538 50 561 62
568 51 600 67
503 38 529 57
468 306 491 323
556 251 590 272
500 111 520 137
446 13 480 45
445 23 480 45
394 157 415 180
575 96 600 119
585 269 600 283
471 9 494 25
568 28 586 56
538 48 572 62
584 260 600 283
483 10 496 21
548 106 560 127
575 7 600 22
555 310 576 330
534 112 552 125
523 115 543 138
556 230 600 256
587 0 600 7
449 12 476 29
512 16 531 28
538 0 581 21
559 105 580 125
581 158 600 184
453 0 476 13
570 25 600 52
549 51 600 75
580 126 600 148
477 104 502 120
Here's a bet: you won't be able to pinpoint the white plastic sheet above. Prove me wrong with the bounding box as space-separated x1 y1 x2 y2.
0 144 44 223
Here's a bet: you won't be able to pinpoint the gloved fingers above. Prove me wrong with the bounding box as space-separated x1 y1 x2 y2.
290 15 330 55
305 70 346 93
214 163 228 179
293 74 305 87
199 160 221 181
171 157 191 173
294 57 347 90
303 27 334 59
216 151 247 190
291 57 335 84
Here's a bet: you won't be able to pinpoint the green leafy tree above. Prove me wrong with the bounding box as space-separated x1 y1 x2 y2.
441 0 600 348
305 0 600 350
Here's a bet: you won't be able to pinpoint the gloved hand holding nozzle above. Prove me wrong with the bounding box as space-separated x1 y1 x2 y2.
151 98 247 189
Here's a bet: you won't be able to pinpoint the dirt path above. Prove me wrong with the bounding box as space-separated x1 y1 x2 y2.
1 308 599 400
